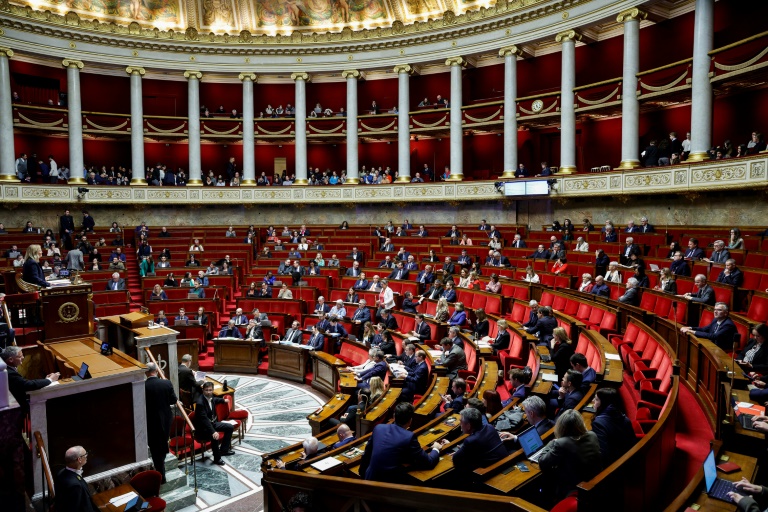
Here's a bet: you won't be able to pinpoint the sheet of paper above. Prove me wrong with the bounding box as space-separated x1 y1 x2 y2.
737 402 754 408
310 457 343 471
541 373 559 382
605 353 621 361
109 491 138 506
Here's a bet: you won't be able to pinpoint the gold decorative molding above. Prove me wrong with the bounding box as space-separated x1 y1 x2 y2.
61 58 84 69
555 30 582 44
125 66 145 76
183 70 203 80
0 47 14 58
616 8 648 23
238 73 257 82
341 69 361 80
498 45 523 58
291 72 310 82
393 64 413 75
445 56 466 67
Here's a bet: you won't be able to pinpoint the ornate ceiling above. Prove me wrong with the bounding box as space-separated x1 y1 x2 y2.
8 0 489 34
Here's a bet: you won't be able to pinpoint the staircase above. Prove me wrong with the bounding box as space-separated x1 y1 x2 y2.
159 453 197 511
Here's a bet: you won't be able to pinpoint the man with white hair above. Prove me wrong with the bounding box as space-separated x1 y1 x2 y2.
314 296 330 316
2 345 58 409
621 237 642 266
276 437 319 470
703 240 730 264
232 308 248 325
639 216 654 233
681 302 737 350
523 300 539 329
105 272 126 291
618 277 640 306
574 237 589 252
625 220 638 233
678 274 716 306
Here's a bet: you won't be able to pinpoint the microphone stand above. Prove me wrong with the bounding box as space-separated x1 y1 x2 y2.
672 301 680 359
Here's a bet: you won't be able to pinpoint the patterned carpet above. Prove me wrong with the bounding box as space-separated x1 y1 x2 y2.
174 375 326 512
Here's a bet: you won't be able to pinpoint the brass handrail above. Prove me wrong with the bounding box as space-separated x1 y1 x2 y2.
143 347 195 435
34 431 56 507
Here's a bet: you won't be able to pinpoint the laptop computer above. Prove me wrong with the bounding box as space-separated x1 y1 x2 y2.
123 495 150 511
72 362 91 381
174 319 188 326
517 426 547 463
731 396 763 431
703 449 738 502
187 319 200 326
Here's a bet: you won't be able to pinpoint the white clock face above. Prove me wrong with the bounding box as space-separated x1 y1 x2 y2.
532 99 544 112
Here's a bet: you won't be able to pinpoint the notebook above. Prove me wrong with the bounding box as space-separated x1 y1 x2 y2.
517 426 547 463
703 449 737 502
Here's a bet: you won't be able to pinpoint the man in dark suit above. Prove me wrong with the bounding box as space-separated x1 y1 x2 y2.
681 302 738 350
524 306 558 345
500 396 554 445
511 234 527 248
408 314 432 342
346 261 362 277
451 407 508 478
348 247 365 264
624 221 639 233
488 226 502 240
704 240 730 265
419 280 443 302
283 320 303 344
684 238 705 260
716 259 743 287
445 225 461 238
104 272 126 291
356 350 388 388
193 381 234 465
639 217 654 233
218 320 243 339
2 346 58 409
395 247 411 261
670 251 690 276
59 208 76 250
397 349 429 403
528 244 550 260
441 281 457 302
590 276 611 297
554 370 584 418
388 262 409 281
508 368 531 400
491 251 511 267
178 353 199 402
620 237 642 266
145 362 177 482
54 446 99 512
352 272 369 290
415 225 429 237
380 238 395 252
522 301 540 329
442 257 456 276
548 243 566 262
359 402 441 483
416 265 436 289
679 274 716 306
438 338 468 380
307 325 326 350
570 353 597 393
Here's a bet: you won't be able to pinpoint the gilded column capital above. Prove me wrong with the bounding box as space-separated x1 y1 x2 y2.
393 64 413 75
238 72 257 82
0 47 14 58
291 72 310 82
183 70 203 80
555 30 582 44
445 56 466 67
499 45 523 58
341 69 361 80
61 58 84 70
125 66 145 76
616 7 648 23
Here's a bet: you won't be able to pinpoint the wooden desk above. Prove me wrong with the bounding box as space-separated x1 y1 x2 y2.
307 393 353 435
408 413 463 483
92 483 146 511
47 338 145 377
41 283 94 341
414 376 450 421
666 449 758 512
339 370 358 395
213 338 261 374
268 342 311 383
358 387 402 436
312 351 346 397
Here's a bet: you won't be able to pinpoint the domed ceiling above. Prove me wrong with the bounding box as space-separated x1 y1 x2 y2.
9 0 488 33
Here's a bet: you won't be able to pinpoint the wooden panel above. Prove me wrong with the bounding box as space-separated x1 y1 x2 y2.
267 343 309 383
312 351 344 397
213 338 259 373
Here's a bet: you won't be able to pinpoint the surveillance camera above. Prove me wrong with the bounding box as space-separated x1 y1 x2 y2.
77 187 90 194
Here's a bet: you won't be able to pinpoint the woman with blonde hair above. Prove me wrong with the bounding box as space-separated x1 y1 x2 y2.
22 244 50 287
369 376 385 402
361 321 376 346
523 266 540 284
434 297 450 323
579 273 594 293
654 267 677 294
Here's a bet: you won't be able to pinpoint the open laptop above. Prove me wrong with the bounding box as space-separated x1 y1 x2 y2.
703 449 737 501
174 319 188 326
124 495 150 511
731 396 764 431
517 426 547 463
72 362 91 381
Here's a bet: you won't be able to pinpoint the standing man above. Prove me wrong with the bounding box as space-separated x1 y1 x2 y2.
144 362 177 483
59 209 75 250
178 353 199 401
193 381 235 466
81 211 95 232
54 446 99 512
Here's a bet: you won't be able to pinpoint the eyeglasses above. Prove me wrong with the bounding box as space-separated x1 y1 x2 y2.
78 452 89 459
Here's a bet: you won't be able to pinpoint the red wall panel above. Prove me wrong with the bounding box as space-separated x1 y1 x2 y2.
83 139 131 169
199 82 242 115
142 78 187 117
13 134 69 166
517 52 562 98
80 74 131 114
465 64 505 102
410 74 451 107
306 82 345 114
359 78 398 112
252 83 294 115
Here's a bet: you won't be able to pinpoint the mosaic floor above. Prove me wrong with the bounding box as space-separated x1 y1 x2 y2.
174 375 326 512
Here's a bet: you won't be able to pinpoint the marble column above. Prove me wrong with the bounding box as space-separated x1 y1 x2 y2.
125 66 146 185
394 64 412 182
688 0 714 162
446 57 465 181
62 59 86 184
239 73 257 185
0 48 16 182
555 31 580 174
291 72 310 185
499 46 522 178
342 69 360 184
616 9 646 170
184 70 203 186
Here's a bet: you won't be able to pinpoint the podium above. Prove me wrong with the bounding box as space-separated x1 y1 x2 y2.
28 337 148 498
267 343 311 383
40 284 94 341
97 313 180 394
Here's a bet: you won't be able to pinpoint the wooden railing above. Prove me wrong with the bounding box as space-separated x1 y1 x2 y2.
34 431 56 511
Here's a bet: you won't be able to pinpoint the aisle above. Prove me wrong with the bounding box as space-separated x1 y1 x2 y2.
175 375 326 512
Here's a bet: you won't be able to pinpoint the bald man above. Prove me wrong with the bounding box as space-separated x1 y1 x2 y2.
54 446 98 512
331 424 356 449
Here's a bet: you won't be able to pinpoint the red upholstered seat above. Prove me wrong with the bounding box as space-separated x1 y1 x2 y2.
551 496 578 512
130 470 166 512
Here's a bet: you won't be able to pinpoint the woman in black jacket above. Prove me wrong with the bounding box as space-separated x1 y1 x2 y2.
550 327 575 380
737 324 768 375
22 244 51 287
591 387 637 466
